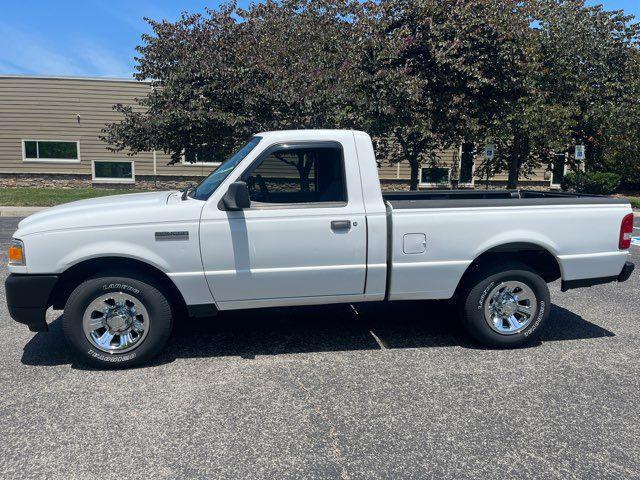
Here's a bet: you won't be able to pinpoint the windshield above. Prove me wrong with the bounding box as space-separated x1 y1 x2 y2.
191 136 262 201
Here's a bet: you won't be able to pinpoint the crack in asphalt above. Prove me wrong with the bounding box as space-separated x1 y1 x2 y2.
284 363 352 480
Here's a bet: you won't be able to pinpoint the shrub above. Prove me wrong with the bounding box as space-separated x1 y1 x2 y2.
627 197 640 209
563 171 621 195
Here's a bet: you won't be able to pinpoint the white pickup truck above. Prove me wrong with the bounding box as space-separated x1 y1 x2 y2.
5 130 635 367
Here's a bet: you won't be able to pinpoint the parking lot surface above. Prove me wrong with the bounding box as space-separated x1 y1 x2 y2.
1 216 639 480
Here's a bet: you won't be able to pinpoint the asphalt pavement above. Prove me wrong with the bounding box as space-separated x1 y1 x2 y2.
0 216 639 480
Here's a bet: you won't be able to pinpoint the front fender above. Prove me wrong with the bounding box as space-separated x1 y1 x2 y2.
58 241 172 274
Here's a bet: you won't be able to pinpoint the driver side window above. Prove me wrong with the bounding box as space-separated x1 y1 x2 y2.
243 146 346 205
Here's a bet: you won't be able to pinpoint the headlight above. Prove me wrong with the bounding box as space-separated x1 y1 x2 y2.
8 238 25 266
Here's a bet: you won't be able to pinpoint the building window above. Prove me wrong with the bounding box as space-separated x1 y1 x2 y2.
419 166 451 187
92 160 135 183
22 140 80 163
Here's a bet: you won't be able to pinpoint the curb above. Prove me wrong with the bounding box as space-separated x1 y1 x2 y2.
0 206 48 217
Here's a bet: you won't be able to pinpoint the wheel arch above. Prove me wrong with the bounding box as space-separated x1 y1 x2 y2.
49 256 188 317
455 242 562 296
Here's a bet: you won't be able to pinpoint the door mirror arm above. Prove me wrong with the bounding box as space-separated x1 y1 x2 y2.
222 181 251 210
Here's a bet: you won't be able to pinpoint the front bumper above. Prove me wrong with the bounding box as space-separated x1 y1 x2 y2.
5 274 58 332
561 261 635 291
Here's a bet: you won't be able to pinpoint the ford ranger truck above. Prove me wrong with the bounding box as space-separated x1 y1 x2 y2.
5 130 636 368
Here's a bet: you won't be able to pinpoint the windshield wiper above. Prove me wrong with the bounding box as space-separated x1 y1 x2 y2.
180 183 194 201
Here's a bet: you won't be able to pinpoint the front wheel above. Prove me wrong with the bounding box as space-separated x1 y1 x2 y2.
460 263 551 348
63 275 173 368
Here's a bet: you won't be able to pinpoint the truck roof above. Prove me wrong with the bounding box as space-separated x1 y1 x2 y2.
254 129 370 142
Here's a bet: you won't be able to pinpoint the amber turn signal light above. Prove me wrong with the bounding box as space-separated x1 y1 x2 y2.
8 239 25 266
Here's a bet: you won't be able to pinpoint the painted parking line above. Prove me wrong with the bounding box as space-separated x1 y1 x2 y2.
349 303 389 350
369 330 388 350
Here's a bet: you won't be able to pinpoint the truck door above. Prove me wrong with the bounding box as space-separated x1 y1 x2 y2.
199 140 367 308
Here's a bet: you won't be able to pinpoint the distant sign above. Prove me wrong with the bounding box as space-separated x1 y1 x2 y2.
485 144 495 160
632 236 640 247
575 145 585 161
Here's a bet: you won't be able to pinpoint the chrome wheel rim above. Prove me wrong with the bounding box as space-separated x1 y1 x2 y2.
82 292 149 354
483 281 537 335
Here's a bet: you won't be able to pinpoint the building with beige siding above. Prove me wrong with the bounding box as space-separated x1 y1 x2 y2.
0 75 567 190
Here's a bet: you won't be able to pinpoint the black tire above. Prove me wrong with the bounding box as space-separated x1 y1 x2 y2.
459 262 551 348
62 275 173 368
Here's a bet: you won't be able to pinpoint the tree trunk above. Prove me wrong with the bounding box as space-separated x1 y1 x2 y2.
507 143 520 189
394 132 421 191
297 153 313 193
409 160 420 191
300 175 310 193
507 134 521 190
507 157 519 189
584 137 598 172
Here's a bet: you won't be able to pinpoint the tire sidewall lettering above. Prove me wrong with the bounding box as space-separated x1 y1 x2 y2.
87 348 137 363
101 283 140 295
478 281 495 310
523 300 545 337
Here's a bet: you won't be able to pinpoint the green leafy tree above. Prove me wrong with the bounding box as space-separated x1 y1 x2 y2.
237 0 359 130
102 0 358 165
234 0 359 187
101 4 254 164
468 1 577 189
102 0 640 191
351 0 533 190
484 0 640 188
476 91 574 189
535 1 640 178
601 46 640 186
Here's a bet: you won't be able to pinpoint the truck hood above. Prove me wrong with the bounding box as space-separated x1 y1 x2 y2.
16 191 180 236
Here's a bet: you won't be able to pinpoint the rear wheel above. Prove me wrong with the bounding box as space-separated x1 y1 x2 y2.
63 275 173 368
460 263 550 348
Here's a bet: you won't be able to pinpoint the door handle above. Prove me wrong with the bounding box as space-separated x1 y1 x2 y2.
331 220 351 231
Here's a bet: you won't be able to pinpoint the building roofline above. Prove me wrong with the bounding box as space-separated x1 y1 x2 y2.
0 74 150 84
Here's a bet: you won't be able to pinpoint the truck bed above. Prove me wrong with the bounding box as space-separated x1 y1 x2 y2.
382 189 630 209
382 188 631 302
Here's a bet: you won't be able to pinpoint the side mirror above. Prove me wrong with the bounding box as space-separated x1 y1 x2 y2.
222 181 251 210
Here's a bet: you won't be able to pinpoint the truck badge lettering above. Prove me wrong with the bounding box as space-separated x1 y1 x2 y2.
155 231 189 241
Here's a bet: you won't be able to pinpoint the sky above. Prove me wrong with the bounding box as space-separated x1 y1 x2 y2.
0 0 638 78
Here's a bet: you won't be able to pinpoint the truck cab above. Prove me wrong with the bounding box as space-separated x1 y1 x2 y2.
196 130 388 309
